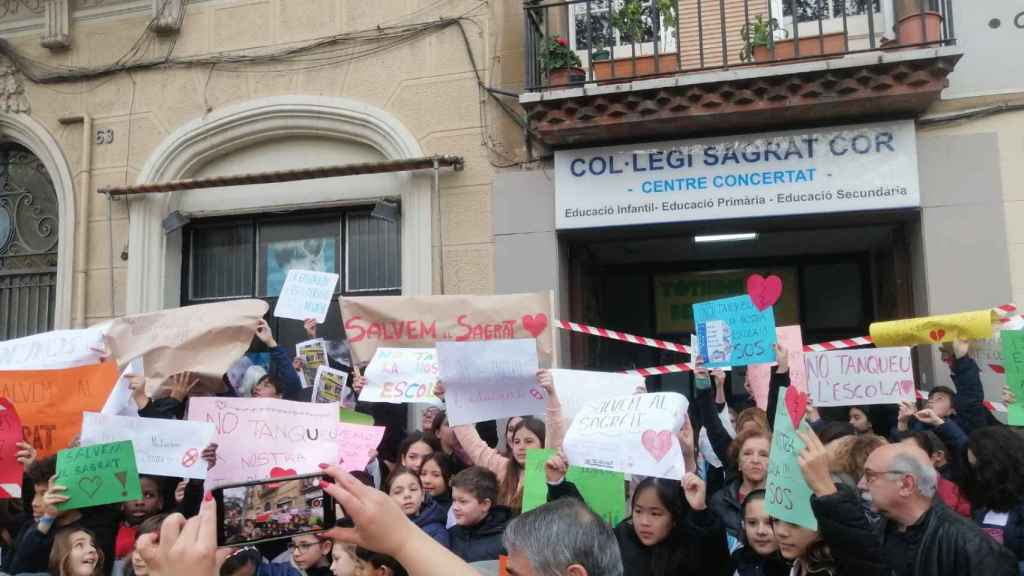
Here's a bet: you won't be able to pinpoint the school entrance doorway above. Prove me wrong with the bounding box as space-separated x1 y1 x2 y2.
562 210 919 395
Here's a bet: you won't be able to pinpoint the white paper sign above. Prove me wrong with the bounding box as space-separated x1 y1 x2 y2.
101 358 144 417
187 397 340 485
550 369 644 424
80 412 216 479
805 347 916 407
360 347 442 405
437 339 542 426
0 325 108 370
273 270 339 323
555 120 920 229
564 392 689 480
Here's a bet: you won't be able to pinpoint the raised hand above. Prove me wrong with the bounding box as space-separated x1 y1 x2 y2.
129 375 149 410
42 476 69 519
137 494 218 576
914 408 944 427
537 370 556 400
167 372 199 402
897 400 917 431
544 451 568 484
432 379 445 400
255 319 277 348
174 480 188 504
774 344 790 374
1003 385 1017 406
797 428 836 497
682 473 707 511
953 337 969 360
321 466 418 557
303 318 318 339
15 441 37 468
201 443 218 470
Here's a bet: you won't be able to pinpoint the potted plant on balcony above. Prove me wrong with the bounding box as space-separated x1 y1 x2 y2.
540 35 585 86
739 15 785 62
591 0 678 80
894 0 942 45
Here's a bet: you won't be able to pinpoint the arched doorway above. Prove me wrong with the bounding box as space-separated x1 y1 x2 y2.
0 143 59 338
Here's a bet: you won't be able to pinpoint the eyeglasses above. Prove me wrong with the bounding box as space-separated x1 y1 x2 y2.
289 541 320 552
862 469 910 484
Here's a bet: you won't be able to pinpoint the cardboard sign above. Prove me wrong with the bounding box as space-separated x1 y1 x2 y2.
313 366 351 405
693 295 777 368
104 299 268 392
549 369 644 425
765 388 817 530
340 292 554 365
870 309 995 347
273 270 339 324
187 397 340 485
805 347 915 407
522 448 626 526
336 423 386 472
0 361 119 457
80 412 216 480
437 339 542 426
360 348 442 405
1000 330 1024 425
55 440 142 510
0 399 23 498
563 392 689 480
655 268 800 334
0 326 109 371
747 326 806 409
296 339 328 389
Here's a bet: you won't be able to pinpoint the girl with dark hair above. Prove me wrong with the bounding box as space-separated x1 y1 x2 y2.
771 519 837 576
847 407 873 435
418 453 454 512
396 432 442 475
965 426 1024 564
355 547 408 576
430 411 470 473
384 466 450 548
733 491 789 576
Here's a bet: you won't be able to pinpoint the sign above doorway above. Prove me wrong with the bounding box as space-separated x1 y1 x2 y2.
554 120 919 229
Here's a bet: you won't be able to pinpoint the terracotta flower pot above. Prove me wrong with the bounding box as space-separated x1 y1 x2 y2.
547 67 586 87
897 12 943 45
754 32 847 62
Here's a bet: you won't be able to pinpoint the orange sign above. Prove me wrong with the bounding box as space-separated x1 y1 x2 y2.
0 362 118 457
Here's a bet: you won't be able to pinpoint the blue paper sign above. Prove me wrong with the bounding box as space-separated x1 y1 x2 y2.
692 295 777 367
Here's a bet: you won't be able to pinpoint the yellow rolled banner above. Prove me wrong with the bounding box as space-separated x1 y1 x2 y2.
869 309 996 347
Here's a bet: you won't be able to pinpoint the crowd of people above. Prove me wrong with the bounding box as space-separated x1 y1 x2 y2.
2 316 1024 576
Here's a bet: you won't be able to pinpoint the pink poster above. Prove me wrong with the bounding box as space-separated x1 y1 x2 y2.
336 423 386 472
746 326 805 409
0 398 24 499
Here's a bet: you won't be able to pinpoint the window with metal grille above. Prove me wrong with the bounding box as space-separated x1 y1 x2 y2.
181 207 401 346
0 143 58 339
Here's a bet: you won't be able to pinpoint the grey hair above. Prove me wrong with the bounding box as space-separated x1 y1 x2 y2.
892 451 938 498
503 499 623 576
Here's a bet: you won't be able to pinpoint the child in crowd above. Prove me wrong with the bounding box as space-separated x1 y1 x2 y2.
354 548 407 576
446 467 511 563
329 542 358 576
396 433 441 475
122 514 167 576
385 467 449 548
46 527 105 576
732 491 788 576
418 453 453 513
284 533 332 576
114 476 167 565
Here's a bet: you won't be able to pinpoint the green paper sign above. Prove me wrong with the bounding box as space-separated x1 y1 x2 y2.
339 409 374 426
523 448 626 526
55 440 142 510
764 392 818 530
1002 330 1024 426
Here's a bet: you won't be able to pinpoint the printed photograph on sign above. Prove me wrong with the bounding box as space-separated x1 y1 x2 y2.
313 366 352 406
805 347 915 407
692 295 777 368
296 339 328 389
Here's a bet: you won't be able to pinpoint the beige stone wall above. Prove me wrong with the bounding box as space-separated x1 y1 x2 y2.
4 0 530 326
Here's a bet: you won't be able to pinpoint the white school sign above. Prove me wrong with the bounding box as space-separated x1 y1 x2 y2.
554 120 919 229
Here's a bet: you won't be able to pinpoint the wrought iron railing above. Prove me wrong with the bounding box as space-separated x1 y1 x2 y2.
524 0 955 91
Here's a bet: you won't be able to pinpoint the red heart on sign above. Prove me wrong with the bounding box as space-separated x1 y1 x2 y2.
784 386 808 431
900 380 915 396
746 274 784 311
641 430 674 462
270 467 296 478
929 329 946 342
522 314 549 338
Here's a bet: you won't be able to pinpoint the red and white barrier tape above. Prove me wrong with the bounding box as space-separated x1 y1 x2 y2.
557 320 692 354
802 336 874 353
621 363 692 377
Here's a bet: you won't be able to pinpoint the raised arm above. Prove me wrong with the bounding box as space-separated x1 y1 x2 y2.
538 370 566 451
765 344 792 432
452 422 509 477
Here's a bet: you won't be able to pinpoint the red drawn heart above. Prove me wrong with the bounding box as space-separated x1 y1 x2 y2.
899 380 915 396
746 274 784 311
521 314 549 338
991 364 1006 375
784 386 808 431
641 430 674 462
928 329 946 342
270 467 296 478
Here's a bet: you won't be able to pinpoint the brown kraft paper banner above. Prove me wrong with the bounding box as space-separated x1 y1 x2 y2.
104 299 269 394
340 292 555 366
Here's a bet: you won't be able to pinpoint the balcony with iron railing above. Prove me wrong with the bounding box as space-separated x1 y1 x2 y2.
520 0 962 146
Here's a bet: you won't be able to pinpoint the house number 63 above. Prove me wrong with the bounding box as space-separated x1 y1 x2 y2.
95 128 115 145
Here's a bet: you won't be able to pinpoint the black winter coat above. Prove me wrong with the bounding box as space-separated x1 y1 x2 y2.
731 546 790 576
448 506 511 563
709 476 744 549
613 507 721 576
809 486 886 576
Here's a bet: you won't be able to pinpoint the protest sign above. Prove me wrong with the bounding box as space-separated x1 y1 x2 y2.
437 339 542 426
104 299 268 393
765 387 817 530
655 268 800 333
805 347 915 407
522 448 626 526
101 358 144 417
1000 330 1024 425
870 309 995 347
55 440 142 510
970 316 1024 412
360 348 441 405
188 397 340 485
339 409 375 426
563 392 689 480
0 361 118 457
747 326 806 409
0 325 108 371
340 292 555 365
296 339 328 389
0 399 23 498
81 412 216 479
692 295 777 368
336 423 386 472
313 366 351 405
549 369 643 425
273 270 339 323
